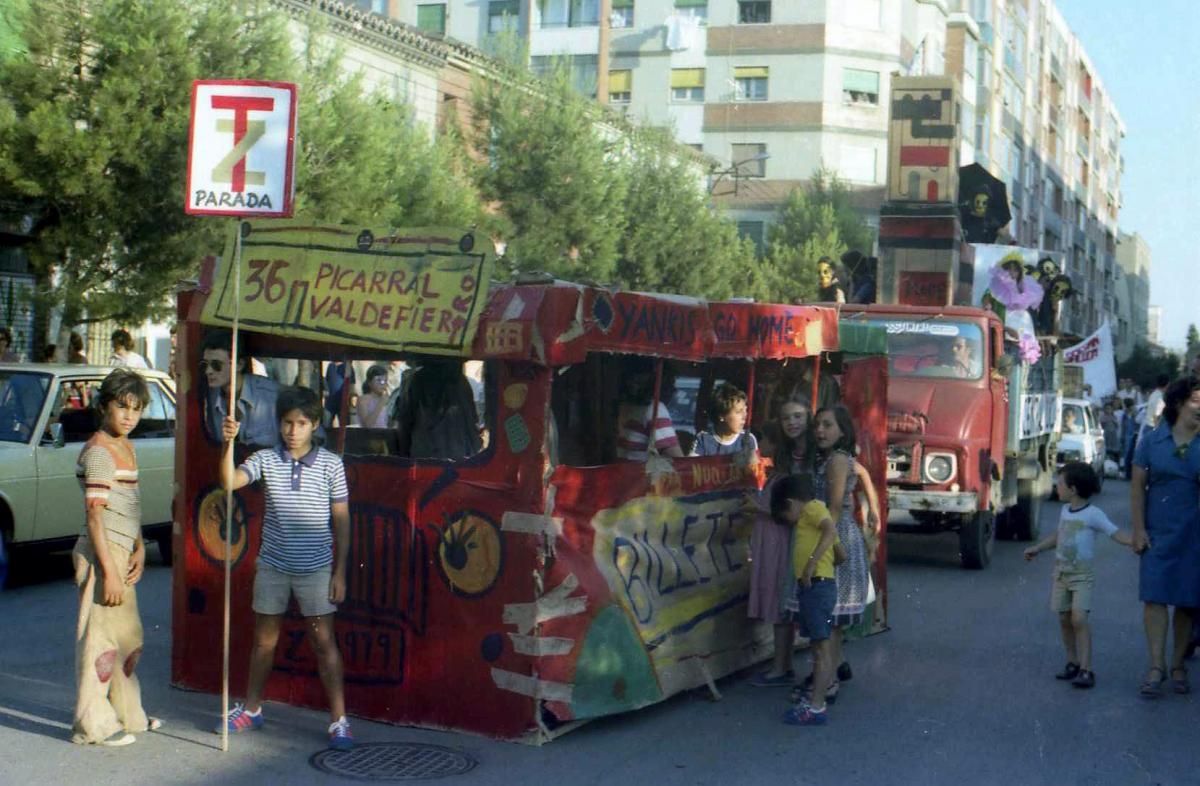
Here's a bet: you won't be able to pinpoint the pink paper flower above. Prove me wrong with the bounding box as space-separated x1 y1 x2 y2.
1018 333 1041 364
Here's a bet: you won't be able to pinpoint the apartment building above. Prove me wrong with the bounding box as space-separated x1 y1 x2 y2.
348 0 1127 338
1114 230 1151 362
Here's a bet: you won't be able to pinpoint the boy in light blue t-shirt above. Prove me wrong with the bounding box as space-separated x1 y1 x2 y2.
1024 462 1133 689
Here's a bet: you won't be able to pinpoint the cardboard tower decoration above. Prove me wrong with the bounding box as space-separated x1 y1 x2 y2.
877 76 972 307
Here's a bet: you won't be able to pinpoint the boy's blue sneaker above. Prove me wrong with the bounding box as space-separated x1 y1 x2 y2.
783 704 828 726
328 716 354 751
217 703 264 734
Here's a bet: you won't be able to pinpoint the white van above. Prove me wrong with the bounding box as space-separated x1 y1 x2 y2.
1055 397 1106 490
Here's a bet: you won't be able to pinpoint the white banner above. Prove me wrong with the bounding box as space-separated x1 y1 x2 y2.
1063 322 1117 402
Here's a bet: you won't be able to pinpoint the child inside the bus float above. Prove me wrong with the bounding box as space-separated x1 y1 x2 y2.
217 386 354 751
691 383 758 457
390 358 481 460
616 357 683 461
71 369 162 747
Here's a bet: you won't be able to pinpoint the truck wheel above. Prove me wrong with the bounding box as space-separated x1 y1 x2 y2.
959 510 995 570
1008 478 1042 542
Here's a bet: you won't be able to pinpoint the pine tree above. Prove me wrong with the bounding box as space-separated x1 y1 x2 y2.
615 128 759 300
1186 324 1199 357
464 56 627 283
0 0 482 336
761 169 874 303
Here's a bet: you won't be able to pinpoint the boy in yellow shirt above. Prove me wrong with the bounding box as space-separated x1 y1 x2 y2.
771 473 839 726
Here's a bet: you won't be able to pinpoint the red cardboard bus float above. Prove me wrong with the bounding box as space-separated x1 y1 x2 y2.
171 222 888 742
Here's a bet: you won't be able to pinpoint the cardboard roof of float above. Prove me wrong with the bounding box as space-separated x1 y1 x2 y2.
198 222 841 364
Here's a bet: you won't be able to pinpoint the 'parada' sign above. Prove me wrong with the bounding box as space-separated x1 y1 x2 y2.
185 80 297 218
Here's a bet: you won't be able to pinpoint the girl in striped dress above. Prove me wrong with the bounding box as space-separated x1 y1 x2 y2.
71 369 160 746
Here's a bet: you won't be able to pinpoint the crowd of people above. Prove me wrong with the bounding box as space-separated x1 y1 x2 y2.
37 318 1200 749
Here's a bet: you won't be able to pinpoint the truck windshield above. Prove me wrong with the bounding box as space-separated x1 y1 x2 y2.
867 319 985 381
0 371 50 443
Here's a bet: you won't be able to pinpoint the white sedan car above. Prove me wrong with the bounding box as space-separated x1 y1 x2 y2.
0 364 176 571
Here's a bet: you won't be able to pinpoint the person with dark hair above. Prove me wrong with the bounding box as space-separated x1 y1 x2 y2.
1024 462 1133 689
0 326 19 362
107 329 149 369
71 368 160 746
69 331 89 364
749 393 814 687
692 383 757 456
40 344 58 363
390 358 481 460
816 257 846 303
615 357 682 461
355 364 391 429
218 385 353 749
201 329 280 448
801 405 868 704
771 472 839 727
1131 376 1200 697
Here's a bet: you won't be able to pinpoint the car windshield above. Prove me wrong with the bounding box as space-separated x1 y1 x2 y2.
1061 403 1087 434
0 371 51 443
868 319 985 381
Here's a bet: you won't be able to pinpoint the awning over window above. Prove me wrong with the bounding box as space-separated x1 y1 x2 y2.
734 66 769 79
608 70 632 92
674 0 707 7
670 68 705 88
843 68 880 93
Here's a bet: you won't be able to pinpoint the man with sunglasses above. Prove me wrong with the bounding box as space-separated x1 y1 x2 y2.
202 330 280 449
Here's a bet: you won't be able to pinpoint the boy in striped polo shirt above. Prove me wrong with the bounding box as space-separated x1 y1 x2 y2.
218 386 353 750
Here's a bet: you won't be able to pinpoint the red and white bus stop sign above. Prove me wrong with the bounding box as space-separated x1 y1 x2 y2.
185 80 297 218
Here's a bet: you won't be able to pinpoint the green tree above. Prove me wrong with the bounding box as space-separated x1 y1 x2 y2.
0 0 482 340
615 128 759 300
1186 323 1199 358
0 0 297 332
464 56 627 283
761 169 874 303
292 34 480 228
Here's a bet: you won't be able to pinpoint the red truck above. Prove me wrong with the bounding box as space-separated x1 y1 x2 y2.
841 300 1059 568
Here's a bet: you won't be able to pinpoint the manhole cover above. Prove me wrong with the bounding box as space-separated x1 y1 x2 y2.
310 742 477 781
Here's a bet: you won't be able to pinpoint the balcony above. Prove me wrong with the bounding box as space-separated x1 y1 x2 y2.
1076 137 1089 159
1047 106 1060 129
978 22 994 48
1002 108 1021 137
1050 54 1064 83
1003 46 1023 79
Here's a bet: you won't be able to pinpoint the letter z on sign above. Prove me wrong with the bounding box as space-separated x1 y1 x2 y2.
186 80 297 218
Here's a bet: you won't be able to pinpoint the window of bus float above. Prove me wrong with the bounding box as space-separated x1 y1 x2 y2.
217 353 496 463
550 353 761 467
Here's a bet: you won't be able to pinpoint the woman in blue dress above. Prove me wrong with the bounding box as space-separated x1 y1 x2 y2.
1131 376 1200 697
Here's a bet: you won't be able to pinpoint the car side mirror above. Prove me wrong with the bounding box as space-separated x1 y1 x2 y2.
995 354 1014 376
46 422 65 448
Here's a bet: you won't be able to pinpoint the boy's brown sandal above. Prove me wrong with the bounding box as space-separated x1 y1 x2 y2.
1170 667 1190 695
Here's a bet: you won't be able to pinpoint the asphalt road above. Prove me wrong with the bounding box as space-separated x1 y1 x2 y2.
0 477 1194 786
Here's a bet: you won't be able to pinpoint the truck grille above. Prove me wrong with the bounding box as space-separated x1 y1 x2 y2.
887 443 916 481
